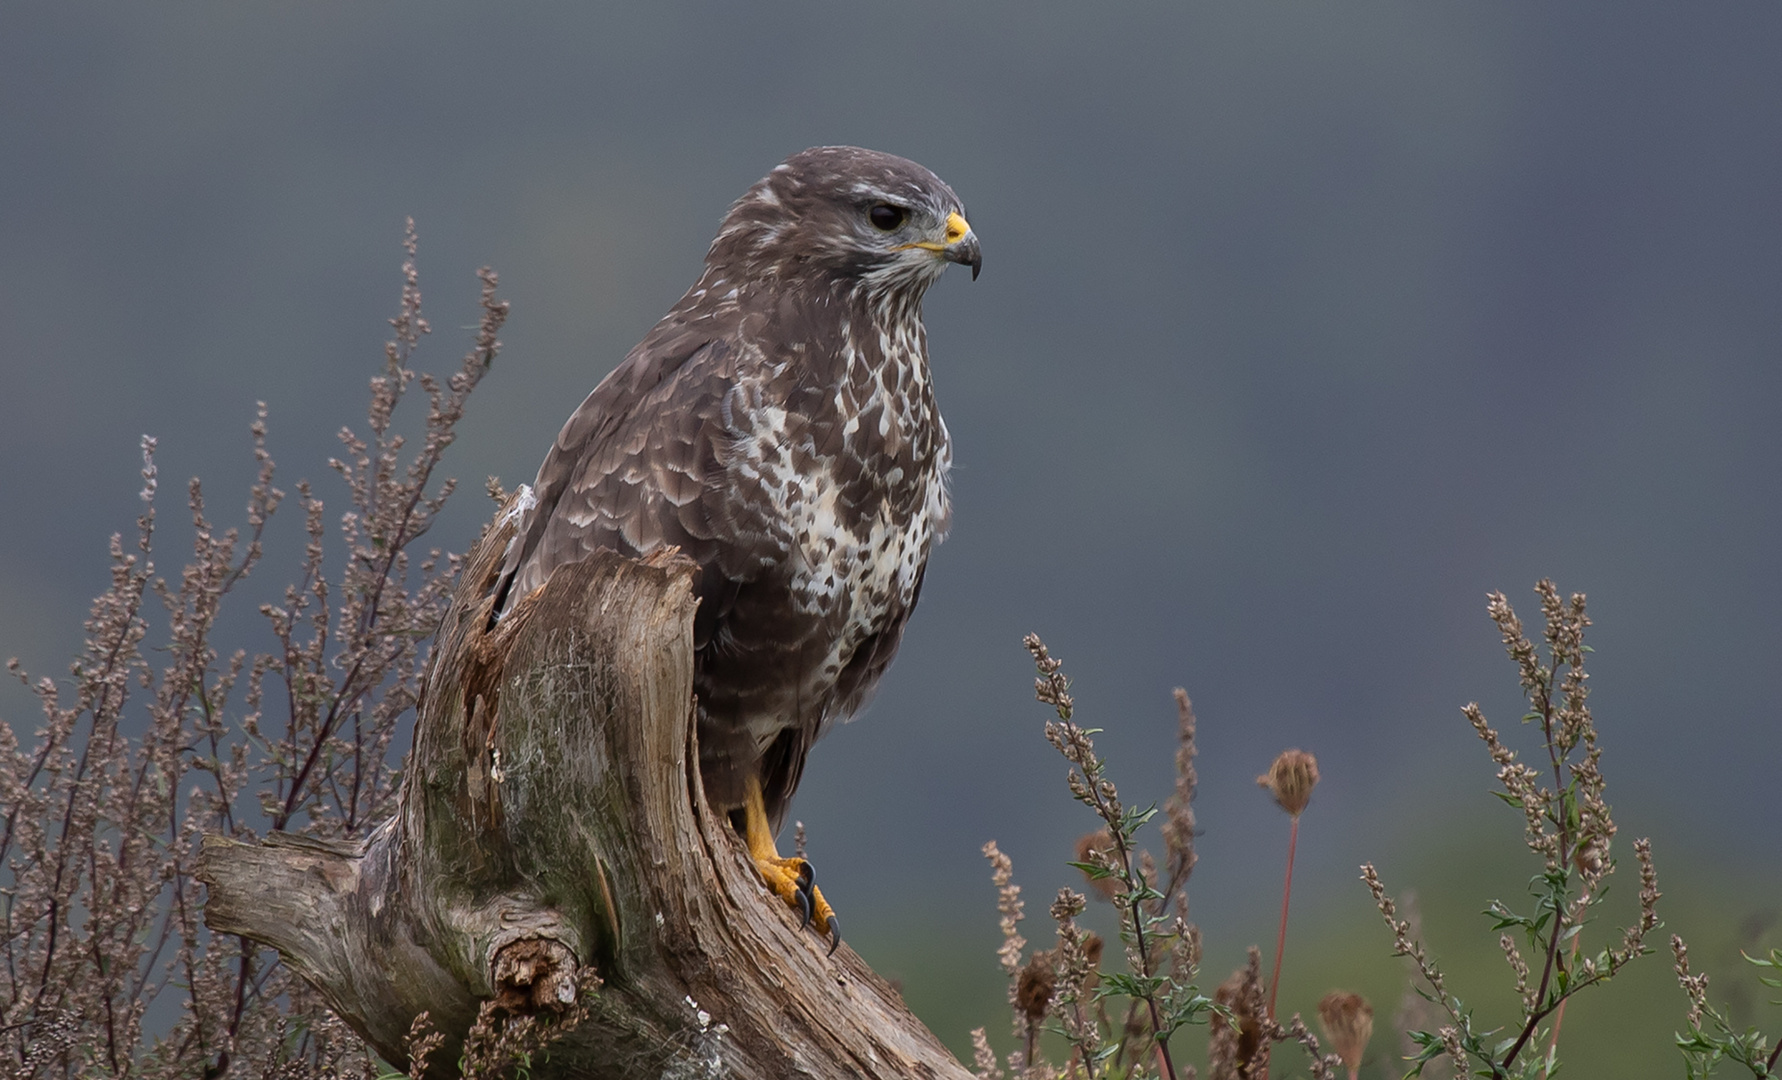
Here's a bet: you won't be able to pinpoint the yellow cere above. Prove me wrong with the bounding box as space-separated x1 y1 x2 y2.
945 211 971 244
903 212 974 253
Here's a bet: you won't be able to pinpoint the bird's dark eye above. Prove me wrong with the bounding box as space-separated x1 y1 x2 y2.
868 203 907 231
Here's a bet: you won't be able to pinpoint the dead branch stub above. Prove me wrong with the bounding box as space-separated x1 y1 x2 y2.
199 504 969 1079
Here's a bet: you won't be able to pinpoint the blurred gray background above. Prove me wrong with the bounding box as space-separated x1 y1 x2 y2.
3 4 1779 1073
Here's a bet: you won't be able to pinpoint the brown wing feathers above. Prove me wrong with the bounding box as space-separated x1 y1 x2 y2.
493 147 971 826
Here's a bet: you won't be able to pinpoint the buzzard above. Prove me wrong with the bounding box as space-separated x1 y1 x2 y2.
493 147 979 950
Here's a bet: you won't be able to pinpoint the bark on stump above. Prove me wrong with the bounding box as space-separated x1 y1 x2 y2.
198 502 970 1079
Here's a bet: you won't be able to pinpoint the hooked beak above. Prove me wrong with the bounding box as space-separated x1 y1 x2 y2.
907 211 982 280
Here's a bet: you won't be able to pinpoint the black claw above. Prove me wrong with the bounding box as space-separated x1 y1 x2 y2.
796 886 814 930
794 860 814 889
825 915 842 956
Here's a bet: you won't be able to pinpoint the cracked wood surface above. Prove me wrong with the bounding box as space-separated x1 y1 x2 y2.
199 500 970 1079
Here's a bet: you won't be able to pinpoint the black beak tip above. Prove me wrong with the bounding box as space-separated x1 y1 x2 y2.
945 234 982 280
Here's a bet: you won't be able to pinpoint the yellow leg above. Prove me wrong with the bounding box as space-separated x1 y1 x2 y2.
743 775 839 953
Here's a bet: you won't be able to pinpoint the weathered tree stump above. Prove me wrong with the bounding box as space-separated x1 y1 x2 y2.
199 501 971 1079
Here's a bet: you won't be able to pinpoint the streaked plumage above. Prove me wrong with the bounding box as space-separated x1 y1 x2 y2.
494 146 979 832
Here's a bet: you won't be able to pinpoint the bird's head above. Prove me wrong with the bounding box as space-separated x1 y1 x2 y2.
710 146 980 300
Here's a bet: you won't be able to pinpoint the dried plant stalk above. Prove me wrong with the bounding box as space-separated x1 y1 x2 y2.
1363 583 1660 1079
0 222 502 1076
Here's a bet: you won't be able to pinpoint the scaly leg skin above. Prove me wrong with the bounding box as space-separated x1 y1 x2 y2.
743 775 840 954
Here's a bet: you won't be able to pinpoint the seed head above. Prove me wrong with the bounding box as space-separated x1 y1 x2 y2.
1258 749 1320 817
1014 951 1056 1021
1316 991 1374 1076
1209 955 1269 1079
1572 835 1608 877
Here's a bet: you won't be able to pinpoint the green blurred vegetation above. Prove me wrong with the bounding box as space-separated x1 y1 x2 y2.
853 816 1780 1079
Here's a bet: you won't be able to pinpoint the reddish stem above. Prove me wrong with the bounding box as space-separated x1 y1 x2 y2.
1268 814 1300 1021
1542 936 1582 1076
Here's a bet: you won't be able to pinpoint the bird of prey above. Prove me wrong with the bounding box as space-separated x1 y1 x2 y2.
493 146 980 950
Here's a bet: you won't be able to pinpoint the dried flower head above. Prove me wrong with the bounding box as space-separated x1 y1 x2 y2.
1672 934 1709 1029
1161 687 1200 895
1572 834 1608 877
1316 991 1373 1076
1014 951 1056 1022
1258 748 1320 817
403 1011 447 1079
1023 633 1073 718
1210 954 1270 1080
982 841 1027 979
1046 887 1103 1056
969 1026 1005 1080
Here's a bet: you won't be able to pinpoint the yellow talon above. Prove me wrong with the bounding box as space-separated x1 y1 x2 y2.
743 776 841 953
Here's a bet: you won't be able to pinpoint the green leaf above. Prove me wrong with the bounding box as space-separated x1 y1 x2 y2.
1124 804 1159 830
1099 971 1170 1000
